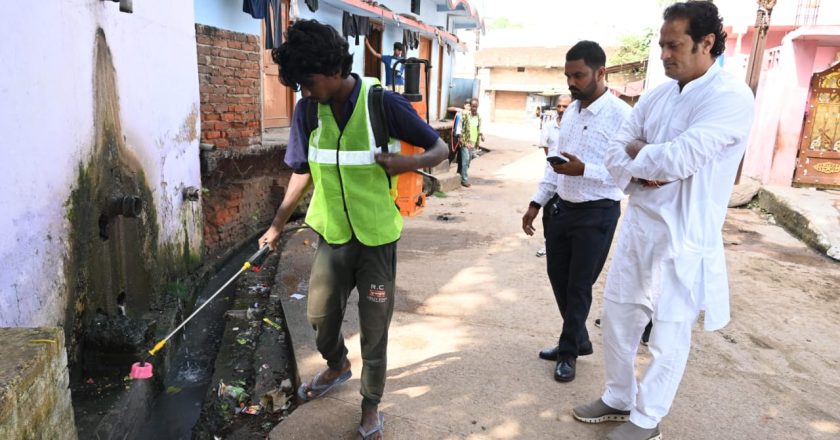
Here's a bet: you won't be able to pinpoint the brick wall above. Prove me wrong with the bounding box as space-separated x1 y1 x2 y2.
196 24 262 149
195 24 297 255
0 328 77 440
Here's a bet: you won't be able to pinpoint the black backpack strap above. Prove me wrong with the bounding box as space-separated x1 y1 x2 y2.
368 84 389 153
304 98 318 134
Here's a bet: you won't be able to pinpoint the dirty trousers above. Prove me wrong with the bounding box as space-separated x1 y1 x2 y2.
600 298 697 429
545 198 619 359
307 237 396 409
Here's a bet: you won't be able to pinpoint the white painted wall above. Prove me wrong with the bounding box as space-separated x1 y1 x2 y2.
0 0 202 326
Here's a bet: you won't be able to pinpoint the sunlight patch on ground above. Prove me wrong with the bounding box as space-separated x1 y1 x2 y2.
486 235 530 254
386 320 468 370
392 385 432 399
505 393 539 408
810 420 840 434
488 419 522 439
493 149 546 183
483 121 541 142
420 291 488 316
420 266 497 315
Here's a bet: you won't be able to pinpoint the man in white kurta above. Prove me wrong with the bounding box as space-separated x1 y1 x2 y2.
572 2 754 440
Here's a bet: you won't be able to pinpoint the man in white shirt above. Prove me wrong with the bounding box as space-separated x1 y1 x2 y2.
572 2 755 439
535 95 573 258
521 41 631 383
538 95 573 156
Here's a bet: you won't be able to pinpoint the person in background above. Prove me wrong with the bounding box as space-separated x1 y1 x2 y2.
452 98 471 153
459 97 484 188
538 96 573 157
261 20 448 440
365 40 405 93
572 3 754 439
535 95 573 258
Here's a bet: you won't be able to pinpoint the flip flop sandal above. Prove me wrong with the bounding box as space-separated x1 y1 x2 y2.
296 369 352 402
358 412 385 440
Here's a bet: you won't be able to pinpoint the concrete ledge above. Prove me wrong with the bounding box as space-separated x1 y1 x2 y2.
758 186 840 260
0 327 77 440
432 169 463 193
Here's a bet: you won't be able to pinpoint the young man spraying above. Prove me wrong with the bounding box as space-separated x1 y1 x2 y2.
260 20 448 439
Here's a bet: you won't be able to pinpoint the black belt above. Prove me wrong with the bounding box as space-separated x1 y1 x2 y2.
557 198 618 209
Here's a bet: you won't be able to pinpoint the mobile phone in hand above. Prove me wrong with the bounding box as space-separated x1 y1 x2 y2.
546 155 569 166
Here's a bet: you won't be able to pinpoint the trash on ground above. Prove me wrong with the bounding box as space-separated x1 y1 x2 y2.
166 386 181 394
263 317 282 330
248 284 270 295
290 293 305 300
241 405 262 416
280 378 293 392
218 380 249 403
261 389 289 413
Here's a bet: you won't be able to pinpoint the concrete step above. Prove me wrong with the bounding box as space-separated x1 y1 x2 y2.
758 186 840 261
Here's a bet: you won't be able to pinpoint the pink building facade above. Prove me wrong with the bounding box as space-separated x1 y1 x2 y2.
740 25 840 187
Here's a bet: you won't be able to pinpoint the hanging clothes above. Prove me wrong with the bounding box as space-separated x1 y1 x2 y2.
243 0 266 18
243 0 283 49
289 0 300 21
402 29 419 51
342 12 371 46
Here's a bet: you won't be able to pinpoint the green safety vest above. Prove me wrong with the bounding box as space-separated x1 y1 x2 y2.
305 77 402 246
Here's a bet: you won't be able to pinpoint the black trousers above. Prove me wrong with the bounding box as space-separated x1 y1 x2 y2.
544 197 620 359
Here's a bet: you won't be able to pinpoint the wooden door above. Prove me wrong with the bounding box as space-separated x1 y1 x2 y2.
364 25 383 79
262 1 293 129
416 37 432 120
793 63 840 188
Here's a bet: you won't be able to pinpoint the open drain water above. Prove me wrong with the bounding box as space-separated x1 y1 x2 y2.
134 245 256 439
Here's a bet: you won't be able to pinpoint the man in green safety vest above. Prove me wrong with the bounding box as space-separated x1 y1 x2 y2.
259 19 447 440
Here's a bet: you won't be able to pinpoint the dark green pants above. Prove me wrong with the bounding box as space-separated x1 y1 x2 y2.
307 237 396 409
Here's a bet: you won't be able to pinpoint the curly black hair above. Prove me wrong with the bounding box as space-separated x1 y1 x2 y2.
663 1 727 58
270 20 354 91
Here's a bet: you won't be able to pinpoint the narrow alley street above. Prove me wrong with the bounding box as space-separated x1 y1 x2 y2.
272 122 840 440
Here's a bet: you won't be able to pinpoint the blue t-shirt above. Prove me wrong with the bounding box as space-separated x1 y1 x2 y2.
380 55 405 86
284 74 439 173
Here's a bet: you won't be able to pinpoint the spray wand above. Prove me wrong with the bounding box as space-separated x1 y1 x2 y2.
129 245 271 380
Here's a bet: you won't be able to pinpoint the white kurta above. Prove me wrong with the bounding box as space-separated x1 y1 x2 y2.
603 63 754 331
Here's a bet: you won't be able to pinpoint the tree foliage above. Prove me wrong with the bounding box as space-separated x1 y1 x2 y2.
610 28 655 66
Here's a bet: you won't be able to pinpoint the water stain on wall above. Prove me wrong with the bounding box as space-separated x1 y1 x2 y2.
63 29 197 375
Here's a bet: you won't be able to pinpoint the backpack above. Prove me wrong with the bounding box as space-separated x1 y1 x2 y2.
305 84 390 153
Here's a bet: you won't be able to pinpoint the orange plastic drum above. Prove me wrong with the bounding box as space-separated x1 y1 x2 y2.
395 141 426 217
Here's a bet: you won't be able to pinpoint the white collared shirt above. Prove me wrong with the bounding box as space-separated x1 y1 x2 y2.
538 112 563 149
532 92 631 204
603 63 754 330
